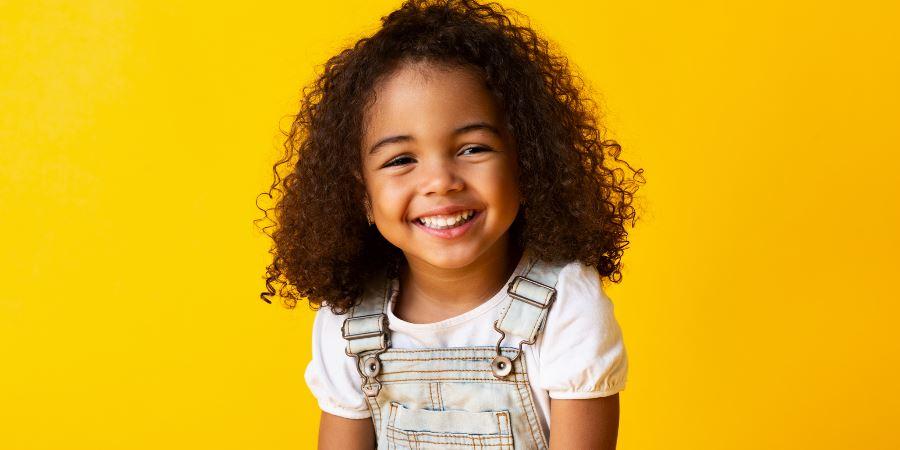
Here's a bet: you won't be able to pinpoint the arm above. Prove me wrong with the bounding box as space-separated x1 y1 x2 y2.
548 393 620 450
318 411 376 450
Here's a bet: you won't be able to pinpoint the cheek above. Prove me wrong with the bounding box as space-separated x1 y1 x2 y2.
372 183 410 218
470 174 519 227
489 163 521 204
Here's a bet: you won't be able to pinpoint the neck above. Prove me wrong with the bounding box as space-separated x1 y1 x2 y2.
396 237 524 322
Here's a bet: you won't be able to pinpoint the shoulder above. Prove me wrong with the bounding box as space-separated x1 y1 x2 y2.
308 303 353 359
303 303 372 419
313 302 352 334
535 259 628 398
553 260 615 318
541 260 620 341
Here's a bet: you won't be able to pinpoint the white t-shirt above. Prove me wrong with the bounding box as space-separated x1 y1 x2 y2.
304 254 629 438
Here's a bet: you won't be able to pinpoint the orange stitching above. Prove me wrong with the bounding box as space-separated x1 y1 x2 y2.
382 368 519 375
516 361 547 448
386 427 510 440
390 402 400 428
387 368 508 373
381 353 515 360
385 431 511 447
377 377 519 383
365 394 382 439
428 383 436 410
379 357 513 364
518 355 548 448
383 369 526 381
394 433 511 442
375 363 522 377
513 377 540 448
380 347 506 355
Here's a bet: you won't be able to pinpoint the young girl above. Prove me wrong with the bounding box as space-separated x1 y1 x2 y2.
258 0 644 448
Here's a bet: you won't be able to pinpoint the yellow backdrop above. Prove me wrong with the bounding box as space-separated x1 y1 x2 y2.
2 0 898 449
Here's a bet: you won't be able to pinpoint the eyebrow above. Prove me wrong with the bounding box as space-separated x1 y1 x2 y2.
368 121 501 155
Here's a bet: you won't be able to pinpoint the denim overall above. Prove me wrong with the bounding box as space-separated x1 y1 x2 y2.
341 254 565 449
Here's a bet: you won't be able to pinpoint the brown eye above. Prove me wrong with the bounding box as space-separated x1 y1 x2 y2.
383 156 414 168
461 146 491 155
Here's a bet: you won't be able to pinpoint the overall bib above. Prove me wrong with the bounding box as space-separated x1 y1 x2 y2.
341 254 566 449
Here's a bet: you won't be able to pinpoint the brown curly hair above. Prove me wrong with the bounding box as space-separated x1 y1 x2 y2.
255 0 646 313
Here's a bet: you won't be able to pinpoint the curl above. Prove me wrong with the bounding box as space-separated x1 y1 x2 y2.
254 0 646 313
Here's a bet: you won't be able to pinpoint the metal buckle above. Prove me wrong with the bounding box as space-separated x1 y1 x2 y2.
507 275 557 309
341 313 388 340
342 313 390 397
489 276 557 379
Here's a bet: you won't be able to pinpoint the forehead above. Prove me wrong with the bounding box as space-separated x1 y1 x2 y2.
362 62 503 143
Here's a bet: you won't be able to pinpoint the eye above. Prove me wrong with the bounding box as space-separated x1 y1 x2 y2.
461 146 491 155
382 155 415 168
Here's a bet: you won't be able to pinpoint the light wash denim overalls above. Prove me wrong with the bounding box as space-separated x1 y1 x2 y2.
341 253 565 449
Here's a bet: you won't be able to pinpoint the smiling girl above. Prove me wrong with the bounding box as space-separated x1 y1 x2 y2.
258 0 645 448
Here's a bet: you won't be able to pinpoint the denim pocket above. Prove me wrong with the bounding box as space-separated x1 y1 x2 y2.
385 401 514 450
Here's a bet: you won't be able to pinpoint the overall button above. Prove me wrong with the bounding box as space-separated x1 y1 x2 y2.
363 356 381 376
491 355 512 377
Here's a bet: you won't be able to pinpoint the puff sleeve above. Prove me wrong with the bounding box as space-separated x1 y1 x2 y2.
303 305 372 419
536 261 629 399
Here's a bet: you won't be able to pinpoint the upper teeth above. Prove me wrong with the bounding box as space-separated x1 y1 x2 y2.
418 210 476 228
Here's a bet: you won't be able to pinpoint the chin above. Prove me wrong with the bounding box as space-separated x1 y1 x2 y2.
429 255 475 270
408 246 481 269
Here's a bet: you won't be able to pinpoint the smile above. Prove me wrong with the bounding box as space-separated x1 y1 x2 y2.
412 210 482 239
416 209 477 229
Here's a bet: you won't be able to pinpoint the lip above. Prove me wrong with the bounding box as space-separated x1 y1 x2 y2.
412 210 483 240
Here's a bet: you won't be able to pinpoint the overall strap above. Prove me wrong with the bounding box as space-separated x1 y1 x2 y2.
490 254 566 378
341 269 392 397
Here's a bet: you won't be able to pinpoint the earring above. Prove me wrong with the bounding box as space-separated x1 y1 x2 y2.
364 197 375 225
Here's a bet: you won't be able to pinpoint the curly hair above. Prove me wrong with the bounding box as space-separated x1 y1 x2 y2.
255 0 646 313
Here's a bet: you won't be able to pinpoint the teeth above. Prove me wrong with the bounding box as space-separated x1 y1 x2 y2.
418 210 476 229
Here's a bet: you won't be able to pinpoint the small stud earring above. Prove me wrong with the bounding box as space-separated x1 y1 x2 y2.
364 197 374 225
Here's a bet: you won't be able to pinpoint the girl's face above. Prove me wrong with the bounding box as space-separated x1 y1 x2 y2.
360 61 521 270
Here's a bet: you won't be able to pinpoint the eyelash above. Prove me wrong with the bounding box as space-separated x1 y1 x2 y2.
383 146 491 168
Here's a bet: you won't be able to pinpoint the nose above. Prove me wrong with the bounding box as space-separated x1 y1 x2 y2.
418 156 464 196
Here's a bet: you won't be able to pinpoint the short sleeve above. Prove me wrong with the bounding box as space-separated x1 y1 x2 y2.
303 305 372 419
536 261 629 399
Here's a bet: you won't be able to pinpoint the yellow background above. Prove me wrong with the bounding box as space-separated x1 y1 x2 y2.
2 0 898 448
